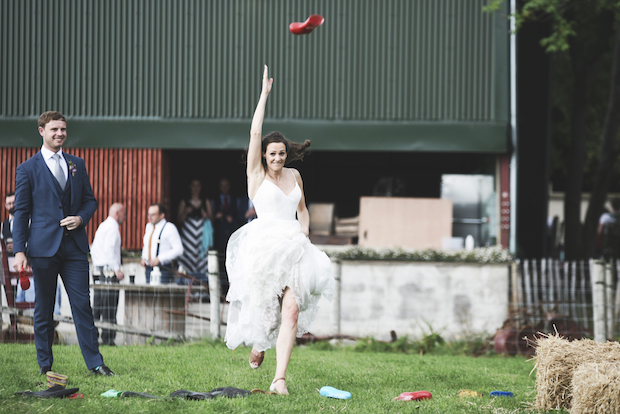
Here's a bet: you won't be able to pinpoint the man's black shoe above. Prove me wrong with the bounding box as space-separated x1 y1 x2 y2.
39 366 51 375
90 364 115 376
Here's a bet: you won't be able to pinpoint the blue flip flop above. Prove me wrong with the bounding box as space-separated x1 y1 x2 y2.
319 386 352 400
489 391 513 398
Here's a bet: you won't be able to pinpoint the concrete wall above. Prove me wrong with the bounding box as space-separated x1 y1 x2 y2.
310 260 510 341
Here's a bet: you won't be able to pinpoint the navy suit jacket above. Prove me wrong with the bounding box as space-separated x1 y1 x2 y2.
13 151 97 258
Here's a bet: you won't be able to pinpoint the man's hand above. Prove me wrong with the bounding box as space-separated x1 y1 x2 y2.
115 270 125 281
149 257 161 267
60 216 83 231
13 252 30 272
140 258 146 267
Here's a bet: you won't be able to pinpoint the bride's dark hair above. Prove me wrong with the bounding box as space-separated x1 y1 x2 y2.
261 131 311 168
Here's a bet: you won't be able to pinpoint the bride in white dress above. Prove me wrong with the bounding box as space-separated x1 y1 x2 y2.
225 66 334 395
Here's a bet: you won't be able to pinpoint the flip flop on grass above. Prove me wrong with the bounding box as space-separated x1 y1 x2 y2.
319 386 352 400
392 391 432 401
457 389 483 398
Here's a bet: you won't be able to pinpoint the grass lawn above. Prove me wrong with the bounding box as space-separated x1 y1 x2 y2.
0 340 559 413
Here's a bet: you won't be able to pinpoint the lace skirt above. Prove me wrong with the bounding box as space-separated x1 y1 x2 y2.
224 218 334 351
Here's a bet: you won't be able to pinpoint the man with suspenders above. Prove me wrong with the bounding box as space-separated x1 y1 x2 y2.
140 203 183 284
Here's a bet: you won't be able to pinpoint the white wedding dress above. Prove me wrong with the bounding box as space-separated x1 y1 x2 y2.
225 171 334 352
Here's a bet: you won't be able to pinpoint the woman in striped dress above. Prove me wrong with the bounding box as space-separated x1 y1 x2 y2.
177 179 213 275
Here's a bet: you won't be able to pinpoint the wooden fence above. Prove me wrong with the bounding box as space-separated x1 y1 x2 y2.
510 258 620 341
510 259 594 334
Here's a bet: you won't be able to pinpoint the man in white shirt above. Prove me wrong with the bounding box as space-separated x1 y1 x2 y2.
140 203 183 284
90 203 126 346
4 192 63 315
1 192 16 303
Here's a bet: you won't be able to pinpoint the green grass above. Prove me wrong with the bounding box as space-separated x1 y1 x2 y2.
0 340 558 413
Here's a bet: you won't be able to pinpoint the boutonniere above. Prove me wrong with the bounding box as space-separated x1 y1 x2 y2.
67 161 77 177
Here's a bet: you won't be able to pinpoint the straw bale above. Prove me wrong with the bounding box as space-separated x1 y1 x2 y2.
533 334 620 411
571 362 620 414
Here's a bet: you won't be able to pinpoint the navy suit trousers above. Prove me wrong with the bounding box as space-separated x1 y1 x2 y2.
31 235 103 370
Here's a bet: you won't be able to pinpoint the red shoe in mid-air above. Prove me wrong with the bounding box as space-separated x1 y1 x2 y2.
289 14 325 35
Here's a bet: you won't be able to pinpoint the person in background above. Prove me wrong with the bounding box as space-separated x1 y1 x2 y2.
599 198 620 260
12 111 113 376
1 192 17 303
212 177 239 296
91 203 126 346
4 191 64 316
237 197 258 225
1 192 15 256
140 203 183 284
212 178 239 253
177 179 212 278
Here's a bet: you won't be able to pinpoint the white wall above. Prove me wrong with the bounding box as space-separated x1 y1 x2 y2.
310 261 510 341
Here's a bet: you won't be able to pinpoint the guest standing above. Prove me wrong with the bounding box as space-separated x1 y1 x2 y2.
140 203 183 284
177 179 212 276
91 203 126 346
13 111 114 376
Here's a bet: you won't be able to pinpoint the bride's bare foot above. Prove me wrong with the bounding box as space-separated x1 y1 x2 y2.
269 377 289 395
249 349 265 369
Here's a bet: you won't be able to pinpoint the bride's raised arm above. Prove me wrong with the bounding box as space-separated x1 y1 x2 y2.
247 66 273 183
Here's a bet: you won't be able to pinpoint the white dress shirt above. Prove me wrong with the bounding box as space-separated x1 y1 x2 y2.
90 217 122 271
141 219 183 265
0 215 13 239
1 214 14 269
41 146 68 181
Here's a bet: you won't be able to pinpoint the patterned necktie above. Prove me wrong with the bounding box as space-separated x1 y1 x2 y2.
53 153 66 190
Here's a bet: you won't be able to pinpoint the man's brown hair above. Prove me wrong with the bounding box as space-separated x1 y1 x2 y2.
38 111 66 129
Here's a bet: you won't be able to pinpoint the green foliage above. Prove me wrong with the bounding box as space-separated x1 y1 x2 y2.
350 331 492 357
353 337 396 353
484 0 620 194
482 0 505 13
328 246 512 264
438 334 496 357
484 0 620 53
304 340 336 351
418 332 445 354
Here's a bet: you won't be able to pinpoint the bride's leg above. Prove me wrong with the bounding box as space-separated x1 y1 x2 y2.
273 287 299 394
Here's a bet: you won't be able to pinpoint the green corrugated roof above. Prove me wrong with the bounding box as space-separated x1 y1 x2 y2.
0 0 509 152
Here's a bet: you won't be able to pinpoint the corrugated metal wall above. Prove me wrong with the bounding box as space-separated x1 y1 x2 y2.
0 148 170 251
1 0 503 123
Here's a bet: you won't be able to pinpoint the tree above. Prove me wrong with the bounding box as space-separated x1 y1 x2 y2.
487 0 620 259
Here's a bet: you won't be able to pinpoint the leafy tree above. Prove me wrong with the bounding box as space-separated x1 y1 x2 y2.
486 0 620 258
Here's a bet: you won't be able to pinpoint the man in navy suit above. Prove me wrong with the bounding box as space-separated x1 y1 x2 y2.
13 111 114 376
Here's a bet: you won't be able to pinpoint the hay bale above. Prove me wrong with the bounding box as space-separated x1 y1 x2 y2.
571 362 620 414
533 334 620 411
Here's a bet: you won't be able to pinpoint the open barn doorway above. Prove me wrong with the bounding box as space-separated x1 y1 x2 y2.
166 148 498 231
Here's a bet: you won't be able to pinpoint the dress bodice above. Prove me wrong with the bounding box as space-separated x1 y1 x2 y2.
184 198 208 220
252 177 301 221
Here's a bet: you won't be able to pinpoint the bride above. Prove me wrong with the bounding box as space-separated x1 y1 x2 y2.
224 65 335 395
